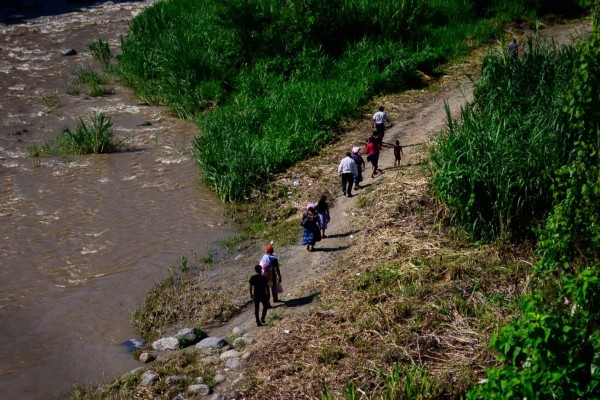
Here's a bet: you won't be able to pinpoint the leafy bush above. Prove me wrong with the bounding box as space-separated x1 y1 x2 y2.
430 37 577 240
55 112 119 155
469 14 600 398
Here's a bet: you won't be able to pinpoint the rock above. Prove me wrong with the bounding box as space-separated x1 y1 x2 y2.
165 375 186 385
225 358 241 369
231 327 246 336
140 370 159 386
152 337 180 351
219 349 241 361
196 336 224 349
176 327 197 347
200 355 220 365
139 352 155 364
241 351 251 360
188 384 211 396
194 376 204 384
122 338 145 351
62 48 77 56
171 393 184 400
209 393 224 400
126 367 144 377
233 337 252 348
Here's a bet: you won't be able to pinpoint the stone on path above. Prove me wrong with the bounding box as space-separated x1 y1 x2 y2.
62 48 77 56
231 326 246 336
213 374 226 384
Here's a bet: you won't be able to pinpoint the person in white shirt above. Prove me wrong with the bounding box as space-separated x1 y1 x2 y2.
338 152 358 197
372 106 391 143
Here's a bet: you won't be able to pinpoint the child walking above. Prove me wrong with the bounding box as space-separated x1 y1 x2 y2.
394 140 404 167
315 195 331 238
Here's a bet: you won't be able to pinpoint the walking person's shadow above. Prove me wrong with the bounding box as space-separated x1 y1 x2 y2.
284 292 320 308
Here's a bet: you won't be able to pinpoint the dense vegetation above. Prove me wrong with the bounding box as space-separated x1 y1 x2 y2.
431 5 600 398
430 38 577 240
118 0 585 201
467 13 600 398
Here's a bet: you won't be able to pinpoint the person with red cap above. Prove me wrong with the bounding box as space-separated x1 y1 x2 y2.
259 244 282 302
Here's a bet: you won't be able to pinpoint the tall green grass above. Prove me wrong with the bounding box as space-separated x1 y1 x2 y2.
430 37 577 240
118 0 587 201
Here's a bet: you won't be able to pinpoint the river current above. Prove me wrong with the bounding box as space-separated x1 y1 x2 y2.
0 1 232 398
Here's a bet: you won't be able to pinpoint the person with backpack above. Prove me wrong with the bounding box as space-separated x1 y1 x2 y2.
249 264 269 326
301 203 321 252
259 245 282 302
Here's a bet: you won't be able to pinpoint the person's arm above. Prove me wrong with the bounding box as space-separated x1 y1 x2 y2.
275 264 281 282
338 160 343 175
249 280 253 298
400 146 403 156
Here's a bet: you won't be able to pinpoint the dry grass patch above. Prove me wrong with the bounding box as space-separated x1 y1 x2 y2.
242 147 534 399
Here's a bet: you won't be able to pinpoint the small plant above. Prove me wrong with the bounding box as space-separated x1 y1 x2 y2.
318 346 345 366
71 65 113 97
55 111 119 155
202 247 214 264
40 90 60 109
88 39 112 70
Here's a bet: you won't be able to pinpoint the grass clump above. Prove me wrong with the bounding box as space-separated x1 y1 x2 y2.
40 90 60 109
88 39 112 71
69 65 113 97
28 112 121 157
429 36 578 240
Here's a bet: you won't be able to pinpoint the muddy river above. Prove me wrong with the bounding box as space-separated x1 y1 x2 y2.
0 1 232 398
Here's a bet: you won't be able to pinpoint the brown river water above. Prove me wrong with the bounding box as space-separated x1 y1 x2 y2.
0 1 233 398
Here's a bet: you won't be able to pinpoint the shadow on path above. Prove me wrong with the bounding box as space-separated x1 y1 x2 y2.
312 245 350 253
284 292 320 308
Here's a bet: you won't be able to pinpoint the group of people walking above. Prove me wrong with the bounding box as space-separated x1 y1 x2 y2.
339 106 403 192
249 106 403 327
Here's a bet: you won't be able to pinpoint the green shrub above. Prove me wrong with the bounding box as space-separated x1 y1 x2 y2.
88 39 112 70
56 112 119 155
430 37 577 240
469 15 600 399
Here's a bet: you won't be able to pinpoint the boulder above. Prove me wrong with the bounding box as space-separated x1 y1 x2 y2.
139 352 155 364
140 370 159 386
152 337 180 351
219 349 241 361
225 358 241 369
231 326 246 336
213 374 226 385
62 48 77 56
188 384 211 396
176 327 197 347
165 375 186 385
209 394 224 400
196 336 224 349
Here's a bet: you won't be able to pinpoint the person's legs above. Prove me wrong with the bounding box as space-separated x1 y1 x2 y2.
260 299 268 323
254 298 261 325
271 284 279 302
342 173 353 196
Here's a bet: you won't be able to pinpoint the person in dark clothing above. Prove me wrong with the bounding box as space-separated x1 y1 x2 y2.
508 38 519 59
249 264 269 326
